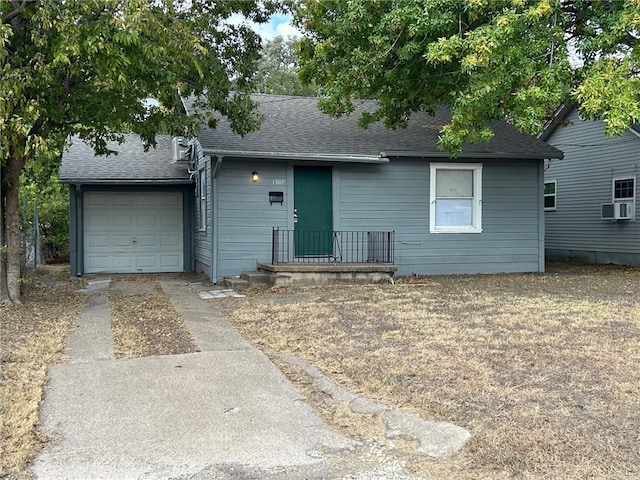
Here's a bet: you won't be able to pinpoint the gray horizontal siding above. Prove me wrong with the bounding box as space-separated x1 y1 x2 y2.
339 158 542 275
545 109 640 260
211 157 543 279
215 161 289 277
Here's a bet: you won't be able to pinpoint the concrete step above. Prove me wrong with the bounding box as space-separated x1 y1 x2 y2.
221 277 250 289
240 271 271 285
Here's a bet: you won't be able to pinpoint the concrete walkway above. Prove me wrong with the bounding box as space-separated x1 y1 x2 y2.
32 278 356 480
33 277 469 479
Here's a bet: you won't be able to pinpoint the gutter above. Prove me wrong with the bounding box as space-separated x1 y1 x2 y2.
201 149 389 164
59 178 193 185
380 150 564 160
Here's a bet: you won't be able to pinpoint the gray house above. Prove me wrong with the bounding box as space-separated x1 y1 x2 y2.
61 94 563 282
542 105 640 266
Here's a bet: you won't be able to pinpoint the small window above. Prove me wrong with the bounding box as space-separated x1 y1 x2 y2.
430 163 482 233
544 181 557 211
613 177 634 201
198 168 207 230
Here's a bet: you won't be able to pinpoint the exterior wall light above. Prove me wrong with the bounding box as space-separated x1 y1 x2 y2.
251 171 259 182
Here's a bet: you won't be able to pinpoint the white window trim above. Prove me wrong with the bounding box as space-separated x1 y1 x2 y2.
544 180 557 211
198 167 207 231
429 162 483 234
612 176 635 202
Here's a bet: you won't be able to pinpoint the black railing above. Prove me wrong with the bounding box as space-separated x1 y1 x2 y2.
272 229 395 264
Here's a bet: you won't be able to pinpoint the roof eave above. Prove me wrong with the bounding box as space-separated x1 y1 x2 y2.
201 149 389 164
381 150 564 160
59 178 193 185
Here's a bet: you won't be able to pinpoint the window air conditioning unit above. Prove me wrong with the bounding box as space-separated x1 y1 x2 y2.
172 136 188 162
615 201 634 220
601 202 634 220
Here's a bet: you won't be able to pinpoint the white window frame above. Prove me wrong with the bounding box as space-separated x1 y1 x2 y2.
612 176 635 202
544 180 557 211
429 162 483 234
198 167 207 231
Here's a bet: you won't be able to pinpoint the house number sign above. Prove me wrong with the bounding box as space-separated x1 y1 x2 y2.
272 179 286 185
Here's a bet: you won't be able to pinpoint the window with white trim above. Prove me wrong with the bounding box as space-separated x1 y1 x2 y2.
613 177 634 201
544 181 557 211
430 163 482 233
198 168 207 230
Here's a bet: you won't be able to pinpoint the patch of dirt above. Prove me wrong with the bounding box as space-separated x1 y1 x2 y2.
109 278 200 358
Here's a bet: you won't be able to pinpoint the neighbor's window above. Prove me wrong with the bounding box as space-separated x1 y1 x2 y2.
613 177 635 201
198 168 207 230
544 181 557 211
430 163 482 233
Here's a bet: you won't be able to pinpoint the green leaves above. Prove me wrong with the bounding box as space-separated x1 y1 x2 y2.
296 0 640 155
1 0 285 162
251 35 317 96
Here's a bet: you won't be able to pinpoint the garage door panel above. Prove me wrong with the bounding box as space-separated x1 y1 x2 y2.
160 214 180 227
157 193 181 206
160 255 181 268
87 235 109 248
111 195 134 207
112 213 133 227
112 256 134 268
137 194 161 206
136 256 158 268
135 235 156 247
84 191 184 274
86 213 110 228
137 214 156 226
160 234 180 247
86 256 109 270
113 235 134 247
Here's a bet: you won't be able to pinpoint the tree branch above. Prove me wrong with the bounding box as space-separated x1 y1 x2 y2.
3 0 30 23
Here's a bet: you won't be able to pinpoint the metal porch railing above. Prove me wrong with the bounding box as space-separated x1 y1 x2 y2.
271 229 395 264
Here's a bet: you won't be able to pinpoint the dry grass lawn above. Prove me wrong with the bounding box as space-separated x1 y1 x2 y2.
0 265 87 478
230 262 640 479
109 277 199 358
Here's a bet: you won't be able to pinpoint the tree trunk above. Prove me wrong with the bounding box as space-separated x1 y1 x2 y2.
0 163 8 304
3 154 26 304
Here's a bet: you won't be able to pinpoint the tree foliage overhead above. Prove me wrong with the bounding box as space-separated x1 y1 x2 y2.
1 0 283 303
1 0 280 156
295 0 640 154
252 35 317 96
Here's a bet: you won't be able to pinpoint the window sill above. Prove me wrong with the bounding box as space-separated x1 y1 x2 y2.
430 227 483 234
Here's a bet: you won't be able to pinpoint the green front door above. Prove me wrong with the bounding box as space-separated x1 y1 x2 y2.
294 166 333 256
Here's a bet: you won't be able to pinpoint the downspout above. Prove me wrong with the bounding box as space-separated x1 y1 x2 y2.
210 155 223 282
75 185 83 276
538 159 546 273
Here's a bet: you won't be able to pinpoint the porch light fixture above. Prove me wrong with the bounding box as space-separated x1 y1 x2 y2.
251 171 259 182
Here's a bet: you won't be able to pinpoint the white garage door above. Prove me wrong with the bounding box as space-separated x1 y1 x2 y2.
84 191 184 274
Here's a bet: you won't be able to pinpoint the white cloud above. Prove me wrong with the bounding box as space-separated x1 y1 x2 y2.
229 13 301 42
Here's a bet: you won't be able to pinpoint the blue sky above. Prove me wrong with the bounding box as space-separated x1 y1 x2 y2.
230 13 301 41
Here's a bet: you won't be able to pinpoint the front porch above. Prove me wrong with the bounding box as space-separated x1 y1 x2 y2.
255 261 398 287
224 229 397 287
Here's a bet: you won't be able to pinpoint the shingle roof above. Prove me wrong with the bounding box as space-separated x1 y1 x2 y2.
60 134 191 184
186 94 563 160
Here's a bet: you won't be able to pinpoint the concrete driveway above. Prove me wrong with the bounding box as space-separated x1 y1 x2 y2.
32 278 358 479
33 277 467 479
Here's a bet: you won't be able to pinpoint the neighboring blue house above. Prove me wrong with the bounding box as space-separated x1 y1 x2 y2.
61 94 563 283
541 105 640 266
